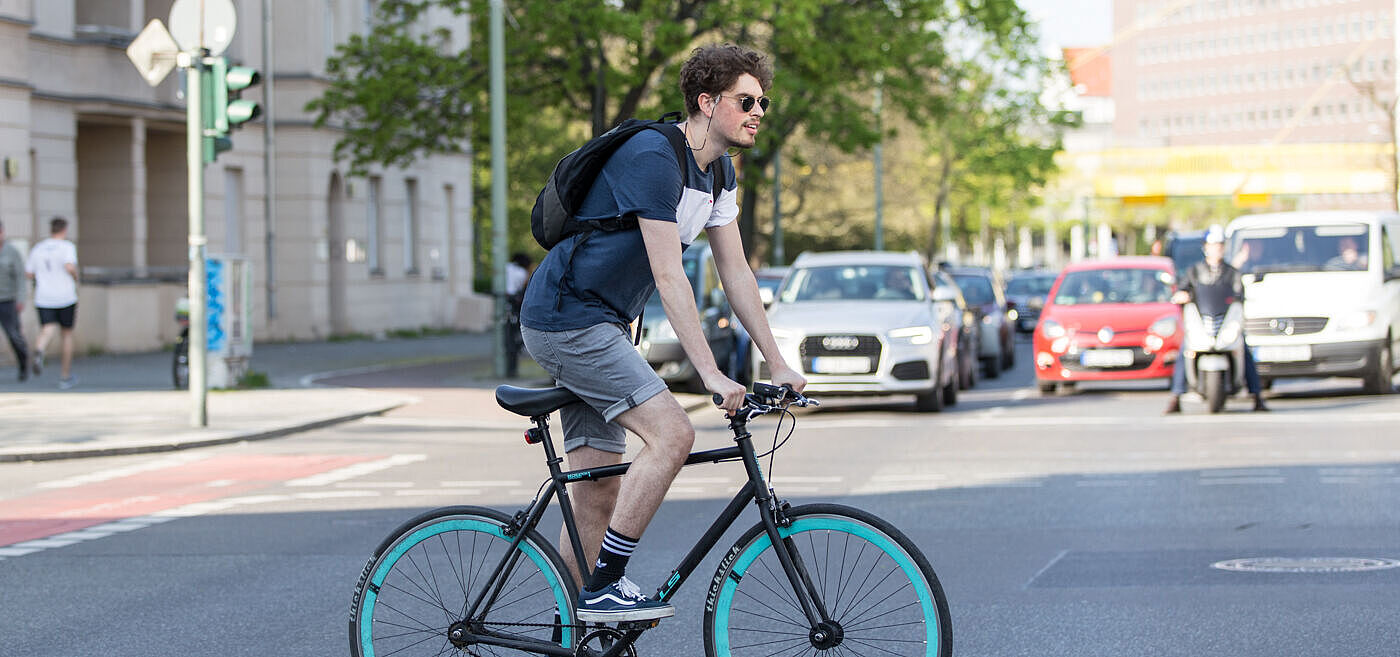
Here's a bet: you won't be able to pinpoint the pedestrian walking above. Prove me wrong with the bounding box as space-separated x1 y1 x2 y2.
503 252 533 378
0 219 30 381
26 217 80 389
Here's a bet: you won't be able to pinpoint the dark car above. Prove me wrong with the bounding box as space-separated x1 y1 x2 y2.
730 266 789 385
636 241 739 391
931 269 980 390
946 266 1015 377
1004 270 1058 333
1165 230 1206 280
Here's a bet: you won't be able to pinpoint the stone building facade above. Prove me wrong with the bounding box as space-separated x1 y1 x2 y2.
0 0 490 362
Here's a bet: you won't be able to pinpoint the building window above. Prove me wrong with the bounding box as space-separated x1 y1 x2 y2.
224 168 244 254
404 178 419 274
367 176 382 273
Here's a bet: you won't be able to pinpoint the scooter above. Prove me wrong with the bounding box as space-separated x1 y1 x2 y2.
1181 300 1246 413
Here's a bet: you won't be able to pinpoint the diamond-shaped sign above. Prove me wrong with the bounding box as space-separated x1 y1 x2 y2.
126 19 181 87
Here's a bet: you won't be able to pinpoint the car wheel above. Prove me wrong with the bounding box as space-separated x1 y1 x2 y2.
916 365 945 413
1037 380 1056 396
1002 341 1015 370
982 357 1000 379
941 369 958 406
1363 338 1394 395
960 354 976 390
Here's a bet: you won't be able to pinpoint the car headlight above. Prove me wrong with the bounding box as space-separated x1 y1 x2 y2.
1149 316 1178 337
888 326 934 345
1041 319 1065 339
1007 309 1019 321
1337 310 1377 331
652 321 677 340
1215 316 1242 348
981 314 996 325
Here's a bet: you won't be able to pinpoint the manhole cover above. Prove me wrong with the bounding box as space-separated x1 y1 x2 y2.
1211 557 1400 574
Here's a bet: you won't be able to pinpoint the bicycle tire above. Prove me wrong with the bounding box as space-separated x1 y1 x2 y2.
349 506 578 657
703 503 951 657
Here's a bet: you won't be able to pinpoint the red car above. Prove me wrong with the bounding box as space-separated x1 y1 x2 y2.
1033 257 1182 394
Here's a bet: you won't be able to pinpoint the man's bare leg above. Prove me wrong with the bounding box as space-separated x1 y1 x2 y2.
59 328 74 379
608 392 695 541
559 445 622 589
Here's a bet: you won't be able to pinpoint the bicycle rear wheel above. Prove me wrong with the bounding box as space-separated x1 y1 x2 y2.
704 503 951 657
350 506 577 657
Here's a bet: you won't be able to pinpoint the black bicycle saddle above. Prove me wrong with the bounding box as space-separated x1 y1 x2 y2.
494 385 582 417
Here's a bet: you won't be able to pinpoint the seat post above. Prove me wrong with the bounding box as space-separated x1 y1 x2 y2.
533 415 565 472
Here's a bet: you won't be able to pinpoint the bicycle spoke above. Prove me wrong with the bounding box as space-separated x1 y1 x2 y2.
844 594 919 632
843 615 925 634
730 606 805 627
843 636 910 657
735 586 808 627
376 627 448 657
404 551 454 622
831 539 869 618
731 633 812 652
840 569 905 627
375 597 447 634
755 554 806 616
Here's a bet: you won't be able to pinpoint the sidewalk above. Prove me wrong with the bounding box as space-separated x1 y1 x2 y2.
1 332 499 462
0 332 711 462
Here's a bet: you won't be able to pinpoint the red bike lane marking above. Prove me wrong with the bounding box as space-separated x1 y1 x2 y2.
0 453 376 547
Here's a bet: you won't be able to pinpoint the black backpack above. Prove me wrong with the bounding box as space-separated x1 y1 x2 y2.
530 112 718 250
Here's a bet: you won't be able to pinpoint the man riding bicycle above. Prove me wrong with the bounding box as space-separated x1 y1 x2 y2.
518 43 805 622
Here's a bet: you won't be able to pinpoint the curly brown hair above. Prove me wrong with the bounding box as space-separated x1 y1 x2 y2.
679 44 773 117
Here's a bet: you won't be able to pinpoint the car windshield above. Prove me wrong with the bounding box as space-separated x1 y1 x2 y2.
1229 224 1371 274
780 265 927 302
1169 236 1205 274
755 275 784 297
952 275 996 305
1005 275 1055 297
1052 268 1174 305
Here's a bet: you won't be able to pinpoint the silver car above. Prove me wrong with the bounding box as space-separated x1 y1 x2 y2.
753 251 960 412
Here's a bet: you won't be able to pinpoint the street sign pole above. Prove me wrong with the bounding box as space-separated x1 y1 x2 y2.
186 53 208 427
490 0 507 378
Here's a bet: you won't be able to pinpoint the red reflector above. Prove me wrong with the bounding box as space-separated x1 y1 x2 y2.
524 431 533 444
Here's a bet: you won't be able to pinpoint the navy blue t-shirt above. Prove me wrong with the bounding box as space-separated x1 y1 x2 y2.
521 128 739 331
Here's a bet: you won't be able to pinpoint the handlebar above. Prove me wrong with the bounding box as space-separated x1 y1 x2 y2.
713 382 819 422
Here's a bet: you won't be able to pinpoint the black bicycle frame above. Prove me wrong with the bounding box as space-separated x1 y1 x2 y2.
457 409 832 656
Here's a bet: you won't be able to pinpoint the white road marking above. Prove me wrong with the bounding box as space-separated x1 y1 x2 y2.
285 454 427 487
37 453 209 489
337 481 414 488
394 488 483 497
771 476 843 484
439 480 524 488
295 490 381 499
1198 476 1286 485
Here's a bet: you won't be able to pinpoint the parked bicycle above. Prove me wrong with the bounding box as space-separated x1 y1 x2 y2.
348 382 951 656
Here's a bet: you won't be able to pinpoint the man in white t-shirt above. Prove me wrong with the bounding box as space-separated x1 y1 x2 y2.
26 217 79 389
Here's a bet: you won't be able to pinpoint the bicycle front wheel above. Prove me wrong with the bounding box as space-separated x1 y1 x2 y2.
349 506 578 657
703 503 951 657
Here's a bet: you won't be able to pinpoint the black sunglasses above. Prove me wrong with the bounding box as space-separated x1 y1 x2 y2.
720 94 771 113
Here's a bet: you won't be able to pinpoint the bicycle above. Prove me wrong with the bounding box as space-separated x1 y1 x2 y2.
349 382 952 656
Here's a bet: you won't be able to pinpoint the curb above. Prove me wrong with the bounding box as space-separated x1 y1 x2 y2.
0 399 407 463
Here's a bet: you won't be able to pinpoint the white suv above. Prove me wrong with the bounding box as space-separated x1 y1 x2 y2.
753 251 960 411
1226 211 1400 393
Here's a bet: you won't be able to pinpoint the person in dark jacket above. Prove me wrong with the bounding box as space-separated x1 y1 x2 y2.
1165 226 1267 414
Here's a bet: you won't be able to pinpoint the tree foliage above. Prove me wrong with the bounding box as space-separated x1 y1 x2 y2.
308 0 1066 272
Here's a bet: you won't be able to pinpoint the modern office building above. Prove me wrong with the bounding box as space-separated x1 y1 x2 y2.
1105 0 1396 209
0 0 489 362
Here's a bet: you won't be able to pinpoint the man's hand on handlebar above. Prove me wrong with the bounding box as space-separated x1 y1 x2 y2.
702 369 747 413
767 363 807 395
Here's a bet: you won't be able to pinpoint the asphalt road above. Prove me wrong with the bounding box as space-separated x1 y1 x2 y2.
4 335 1399 656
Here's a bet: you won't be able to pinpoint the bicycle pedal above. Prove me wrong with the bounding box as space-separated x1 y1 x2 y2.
616 619 661 631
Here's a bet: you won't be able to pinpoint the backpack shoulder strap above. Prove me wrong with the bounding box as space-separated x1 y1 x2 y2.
644 120 724 203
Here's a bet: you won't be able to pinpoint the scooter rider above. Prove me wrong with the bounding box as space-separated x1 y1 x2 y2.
1164 226 1269 414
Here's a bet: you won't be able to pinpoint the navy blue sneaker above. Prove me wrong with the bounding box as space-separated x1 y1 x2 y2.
575 576 674 622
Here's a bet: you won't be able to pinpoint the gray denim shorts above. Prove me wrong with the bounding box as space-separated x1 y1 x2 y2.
521 323 669 454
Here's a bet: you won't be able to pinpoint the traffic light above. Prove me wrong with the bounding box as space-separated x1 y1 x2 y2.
201 57 261 163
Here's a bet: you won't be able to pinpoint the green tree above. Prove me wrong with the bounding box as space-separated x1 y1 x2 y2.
308 0 1050 268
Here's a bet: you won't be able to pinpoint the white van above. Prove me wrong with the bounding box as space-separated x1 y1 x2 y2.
1225 211 1400 393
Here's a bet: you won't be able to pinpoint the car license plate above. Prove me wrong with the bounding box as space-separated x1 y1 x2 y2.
1080 349 1134 367
1254 345 1311 362
811 356 872 374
